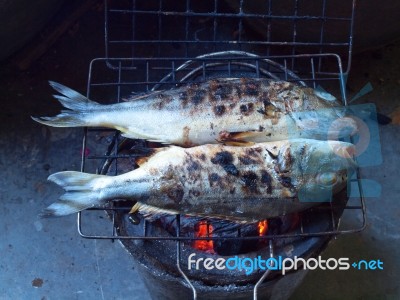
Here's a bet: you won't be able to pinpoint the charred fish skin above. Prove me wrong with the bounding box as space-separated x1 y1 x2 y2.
32 79 357 146
41 139 356 222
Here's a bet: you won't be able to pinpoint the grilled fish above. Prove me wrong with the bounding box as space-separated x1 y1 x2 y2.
41 139 355 222
32 78 357 146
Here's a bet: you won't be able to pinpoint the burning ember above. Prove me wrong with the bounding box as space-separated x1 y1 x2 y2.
193 221 215 254
191 219 270 254
258 220 268 236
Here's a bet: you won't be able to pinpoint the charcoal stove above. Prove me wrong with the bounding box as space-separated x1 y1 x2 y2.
75 1 366 299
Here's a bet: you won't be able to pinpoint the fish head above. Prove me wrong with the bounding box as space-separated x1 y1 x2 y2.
301 86 340 108
289 111 358 141
286 139 356 202
290 89 359 140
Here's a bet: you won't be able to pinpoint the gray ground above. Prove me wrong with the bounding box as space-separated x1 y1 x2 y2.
0 5 399 300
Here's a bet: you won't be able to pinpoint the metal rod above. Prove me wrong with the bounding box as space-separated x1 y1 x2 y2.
318 0 328 72
254 240 275 300
311 57 316 89
176 215 197 300
108 9 353 21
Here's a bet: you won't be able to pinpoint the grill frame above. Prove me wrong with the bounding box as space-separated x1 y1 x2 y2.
77 51 366 241
75 1 364 298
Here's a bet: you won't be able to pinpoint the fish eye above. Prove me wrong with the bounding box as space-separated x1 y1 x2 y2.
316 172 337 186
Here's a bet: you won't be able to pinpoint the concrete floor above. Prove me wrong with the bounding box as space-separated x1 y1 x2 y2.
0 4 399 300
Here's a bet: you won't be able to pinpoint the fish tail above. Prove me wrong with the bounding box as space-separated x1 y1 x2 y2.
40 171 108 217
31 81 101 127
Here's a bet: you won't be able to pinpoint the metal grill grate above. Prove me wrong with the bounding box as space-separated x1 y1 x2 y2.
104 0 356 73
78 52 365 241
76 1 363 298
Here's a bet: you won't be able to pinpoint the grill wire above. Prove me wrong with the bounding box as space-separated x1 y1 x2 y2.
77 1 363 299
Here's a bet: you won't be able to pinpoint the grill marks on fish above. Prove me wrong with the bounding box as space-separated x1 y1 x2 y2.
34 78 354 148
186 159 200 173
240 78 261 97
214 105 226 116
197 153 206 161
239 103 255 116
191 89 207 106
208 80 240 117
239 148 263 165
152 93 174 110
41 139 355 220
238 155 258 165
260 170 273 194
209 79 235 102
199 146 289 196
183 154 203 182
209 79 269 118
161 184 185 204
170 146 281 199
209 173 220 184
211 151 239 176
241 171 259 193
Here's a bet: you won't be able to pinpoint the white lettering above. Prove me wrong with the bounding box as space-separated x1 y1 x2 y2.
203 258 214 270
326 258 338 270
215 258 226 270
338 258 350 270
318 256 326 270
195 257 204 270
306 258 318 270
188 253 197 270
282 258 294 275
294 257 306 271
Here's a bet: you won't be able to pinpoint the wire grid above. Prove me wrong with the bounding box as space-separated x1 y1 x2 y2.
76 1 362 298
104 0 356 74
77 52 366 241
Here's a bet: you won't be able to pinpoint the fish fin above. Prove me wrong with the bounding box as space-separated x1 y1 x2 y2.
31 81 101 128
221 140 255 147
124 90 166 102
229 131 262 140
40 171 108 217
31 112 87 128
217 131 258 146
185 213 255 224
49 81 99 108
120 131 171 144
129 202 179 221
129 203 257 224
220 140 255 147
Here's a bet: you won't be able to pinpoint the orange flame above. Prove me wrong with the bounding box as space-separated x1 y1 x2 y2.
193 221 214 253
258 220 268 236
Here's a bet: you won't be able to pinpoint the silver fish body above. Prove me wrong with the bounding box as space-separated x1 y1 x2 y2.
42 139 356 222
32 78 357 146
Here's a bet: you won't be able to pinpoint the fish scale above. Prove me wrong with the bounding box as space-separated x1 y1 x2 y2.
32 78 358 146
41 139 356 223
